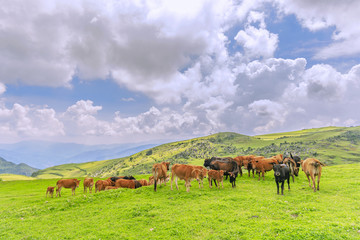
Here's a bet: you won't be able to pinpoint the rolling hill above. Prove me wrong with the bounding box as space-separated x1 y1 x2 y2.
0 157 39 176
32 126 360 179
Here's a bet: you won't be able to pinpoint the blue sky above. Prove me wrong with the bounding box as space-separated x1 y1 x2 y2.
0 0 360 145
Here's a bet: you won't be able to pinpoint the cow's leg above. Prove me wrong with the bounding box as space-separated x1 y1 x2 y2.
317 172 321 191
310 174 316 192
208 177 212 188
281 181 284 195
262 171 265 181
185 180 190 192
197 179 201 188
221 179 224 189
213 179 218 187
252 169 255 178
239 167 243 177
276 180 279 194
287 176 290 190
175 176 179 190
171 174 174 190
90 185 92 193
306 174 311 188
248 169 250 177
84 186 86 193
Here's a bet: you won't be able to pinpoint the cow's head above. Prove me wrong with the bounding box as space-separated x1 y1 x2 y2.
164 162 170 170
203 158 212 168
272 164 283 177
294 167 299 176
75 179 81 188
219 170 224 177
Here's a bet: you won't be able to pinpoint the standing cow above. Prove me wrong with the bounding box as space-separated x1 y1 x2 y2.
152 162 170 192
273 164 290 195
83 178 94 193
300 158 325 192
56 179 80 197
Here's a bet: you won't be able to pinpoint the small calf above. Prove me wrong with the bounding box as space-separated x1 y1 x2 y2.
273 164 290 195
46 186 55 198
207 170 224 189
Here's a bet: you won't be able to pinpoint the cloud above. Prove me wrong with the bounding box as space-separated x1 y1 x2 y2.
0 102 64 142
0 83 5 95
274 0 360 59
234 11 278 59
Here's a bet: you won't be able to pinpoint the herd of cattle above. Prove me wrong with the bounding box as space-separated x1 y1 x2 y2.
46 153 325 197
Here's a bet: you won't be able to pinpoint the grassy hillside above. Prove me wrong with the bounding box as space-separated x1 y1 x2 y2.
1 164 359 239
32 126 360 179
0 157 39 176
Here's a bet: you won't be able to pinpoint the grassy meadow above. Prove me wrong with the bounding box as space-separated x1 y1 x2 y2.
1 164 360 239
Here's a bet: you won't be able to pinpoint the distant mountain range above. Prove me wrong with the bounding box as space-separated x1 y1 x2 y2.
0 141 161 169
0 157 39 176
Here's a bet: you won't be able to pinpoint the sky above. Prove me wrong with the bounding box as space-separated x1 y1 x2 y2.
0 0 360 145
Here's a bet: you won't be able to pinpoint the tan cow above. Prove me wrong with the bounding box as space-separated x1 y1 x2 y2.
300 158 325 192
83 178 94 193
207 170 224 189
46 186 55 198
95 179 114 192
283 157 299 182
251 157 277 181
152 162 170 192
171 164 203 192
56 179 81 197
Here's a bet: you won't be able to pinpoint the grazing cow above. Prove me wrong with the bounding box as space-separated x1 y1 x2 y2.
105 186 119 190
95 179 114 192
171 164 203 192
56 179 80 197
251 157 277 181
204 157 239 188
46 186 55 198
282 157 299 182
152 162 170 192
207 170 224 189
83 178 94 193
300 158 325 192
138 179 150 186
114 179 142 189
273 164 290 195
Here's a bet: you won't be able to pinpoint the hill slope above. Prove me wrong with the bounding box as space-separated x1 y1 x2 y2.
32 126 360 178
0 157 39 176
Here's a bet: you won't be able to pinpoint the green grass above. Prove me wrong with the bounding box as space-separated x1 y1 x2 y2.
1 164 360 239
0 174 36 181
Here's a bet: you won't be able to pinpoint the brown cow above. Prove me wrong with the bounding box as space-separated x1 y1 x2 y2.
233 155 256 177
152 161 170 191
300 158 325 192
114 179 142 189
95 179 114 192
207 170 224 189
251 157 277 180
56 179 80 197
171 164 203 192
138 179 150 186
46 186 55 198
83 178 94 193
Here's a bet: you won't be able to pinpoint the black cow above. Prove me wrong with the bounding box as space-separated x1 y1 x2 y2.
110 176 136 182
204 157 239 188
273 164 290 195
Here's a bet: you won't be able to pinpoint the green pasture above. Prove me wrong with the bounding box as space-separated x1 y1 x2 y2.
1 164 359 239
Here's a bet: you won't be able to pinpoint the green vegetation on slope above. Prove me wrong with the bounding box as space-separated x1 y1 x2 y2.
1 164 359 239
0 157 39 176
33 126 360 179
